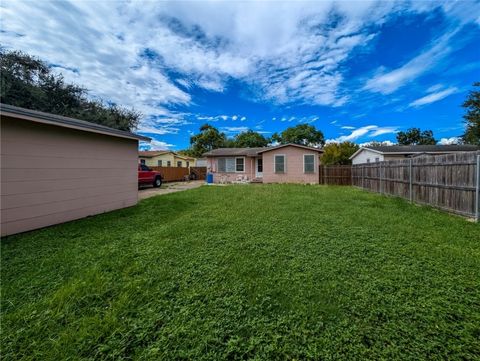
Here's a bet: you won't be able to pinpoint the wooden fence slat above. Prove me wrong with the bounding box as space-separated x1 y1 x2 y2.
319 165 352 185
149 166 190 182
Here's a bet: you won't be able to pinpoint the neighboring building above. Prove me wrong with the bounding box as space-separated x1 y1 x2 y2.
350 144 480 165
204 144 323 184
138 151 196 168
0 103 150 237
174 153 196 169
195 158 207 167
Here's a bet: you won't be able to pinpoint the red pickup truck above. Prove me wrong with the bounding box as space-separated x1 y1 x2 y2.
138 164 163 188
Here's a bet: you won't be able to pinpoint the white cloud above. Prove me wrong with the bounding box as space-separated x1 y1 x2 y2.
427 84 444 93
0 0 478 144
359 140 395 146
240 116 246 121
140 139 175 150
220 126 249 134
232 115 238 121
438 137 461 145
364 31 457 94
327 125 398 143
409 87 458 107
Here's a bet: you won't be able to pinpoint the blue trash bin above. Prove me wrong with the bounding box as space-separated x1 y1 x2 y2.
206 173 213 184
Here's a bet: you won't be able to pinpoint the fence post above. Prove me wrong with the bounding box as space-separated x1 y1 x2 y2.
362 165 364 188
476 155 480 222
379 162 383 194
324 165 327 185
409 158 413 203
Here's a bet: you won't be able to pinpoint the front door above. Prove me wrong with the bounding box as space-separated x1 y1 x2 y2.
255 158 263 178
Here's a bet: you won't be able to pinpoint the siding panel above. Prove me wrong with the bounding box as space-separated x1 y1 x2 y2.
262 147 320 184
1 116 139 236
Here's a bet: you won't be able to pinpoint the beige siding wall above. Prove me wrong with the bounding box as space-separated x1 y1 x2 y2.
262 146 319 184
1 116 139 236
140 153 175 167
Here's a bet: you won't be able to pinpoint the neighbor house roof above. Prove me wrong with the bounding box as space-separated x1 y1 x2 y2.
203 144 323 157
138 150 171 157
0 103 150 141
349 144 480 159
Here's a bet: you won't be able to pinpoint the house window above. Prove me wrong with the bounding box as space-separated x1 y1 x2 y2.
157 160 163 166
167 161 171 166
366 158 371 163
304 154 315 173
375 157 380 162
140 159 146 165
236 158 244 172
186 161 190 168
218 158 244 173
177 161 182 167
275 155 285 173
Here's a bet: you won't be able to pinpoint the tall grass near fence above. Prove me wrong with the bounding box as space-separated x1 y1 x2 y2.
352 151 480 220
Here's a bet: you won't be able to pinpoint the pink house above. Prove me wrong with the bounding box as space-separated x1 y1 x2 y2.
204 144 323 184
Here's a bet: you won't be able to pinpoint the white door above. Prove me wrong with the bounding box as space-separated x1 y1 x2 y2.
255 158 263 178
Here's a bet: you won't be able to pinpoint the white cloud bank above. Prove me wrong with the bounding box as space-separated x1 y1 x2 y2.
0 0 478 146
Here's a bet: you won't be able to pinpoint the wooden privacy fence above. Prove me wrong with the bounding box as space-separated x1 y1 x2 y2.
352 151 480 220
319 165 352 185
190 166 207 180
150 166 189 182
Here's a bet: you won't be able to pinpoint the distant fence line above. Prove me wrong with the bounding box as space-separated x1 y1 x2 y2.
319 165 352 185
149 166 207 182
351 151 480 221
150 166 190 182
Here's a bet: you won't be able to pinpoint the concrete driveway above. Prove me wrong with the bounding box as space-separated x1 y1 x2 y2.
139 180 204 200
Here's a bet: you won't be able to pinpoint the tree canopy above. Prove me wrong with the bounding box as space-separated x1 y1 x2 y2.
396 128 436 145
272 124 325 147
321 142 359 165
461 82 480 145
186 124 227 157
0 49 141 131
233 130 269 148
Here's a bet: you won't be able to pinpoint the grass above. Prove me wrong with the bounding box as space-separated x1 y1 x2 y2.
1 185 479 360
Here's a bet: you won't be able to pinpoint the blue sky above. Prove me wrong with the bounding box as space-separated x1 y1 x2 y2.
1 1 479 149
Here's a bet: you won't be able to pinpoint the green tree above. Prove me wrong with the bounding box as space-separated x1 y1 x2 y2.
0 49 140 131
188 124 227 157
396 128 436 145
272 123 325 147
233 130 269 147
321 141 359 165
462 82 480 145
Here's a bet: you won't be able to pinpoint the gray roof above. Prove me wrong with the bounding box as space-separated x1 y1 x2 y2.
203 144 323 157
203 147 268 157
1 103 150 141
257 143 323 154
366 145 480 154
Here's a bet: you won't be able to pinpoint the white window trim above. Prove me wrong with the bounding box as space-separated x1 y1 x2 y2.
303 153 316 174
235 157 245 173
217 157 245 173
274 154 286 174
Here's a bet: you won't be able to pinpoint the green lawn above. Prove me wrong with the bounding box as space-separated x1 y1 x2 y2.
2 185 479 360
